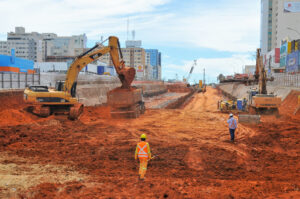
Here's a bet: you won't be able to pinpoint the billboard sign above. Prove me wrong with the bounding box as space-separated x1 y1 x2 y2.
280 43 287 55
286 51 298 72
265 48 280 68
275 48 280 63
280 56 286 67
284 2 300 13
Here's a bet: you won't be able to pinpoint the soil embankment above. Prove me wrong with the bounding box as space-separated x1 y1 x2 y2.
0 87 299 198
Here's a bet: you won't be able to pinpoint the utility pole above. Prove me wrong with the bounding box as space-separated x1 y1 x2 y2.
203 68 205 85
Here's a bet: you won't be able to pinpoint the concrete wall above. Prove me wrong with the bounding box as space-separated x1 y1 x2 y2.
133 81 167 97
0 72 169 107
39 72 121 106
218 82 300 101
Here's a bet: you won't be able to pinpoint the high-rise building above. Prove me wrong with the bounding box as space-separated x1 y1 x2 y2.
98 40 162 80
145 49 161 80
0 27 87 62
261 0 300 55
145 52 153 80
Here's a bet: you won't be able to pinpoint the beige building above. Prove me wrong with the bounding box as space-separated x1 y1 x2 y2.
99 47 146 80
0 27 43 61
0 27 87 62
261 0 300 54
244 65 256 75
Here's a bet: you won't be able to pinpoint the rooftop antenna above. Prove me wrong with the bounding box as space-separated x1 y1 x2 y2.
127 18 129 40
100 36 103 42
132 30 135 40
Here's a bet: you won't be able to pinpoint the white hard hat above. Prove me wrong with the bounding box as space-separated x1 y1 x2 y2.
229 113 233 117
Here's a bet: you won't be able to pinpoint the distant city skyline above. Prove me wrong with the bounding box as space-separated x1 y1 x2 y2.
0 0 260 83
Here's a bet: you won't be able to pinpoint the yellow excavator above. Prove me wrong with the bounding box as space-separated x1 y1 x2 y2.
24 36 136 119
247 48 281 114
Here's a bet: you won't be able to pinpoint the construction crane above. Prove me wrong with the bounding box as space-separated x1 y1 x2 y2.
183 60 196 86
24 36 141 119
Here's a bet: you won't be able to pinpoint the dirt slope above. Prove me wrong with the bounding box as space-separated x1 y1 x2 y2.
0 87 299 198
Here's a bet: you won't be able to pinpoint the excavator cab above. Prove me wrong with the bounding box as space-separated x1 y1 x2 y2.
55 81 64 91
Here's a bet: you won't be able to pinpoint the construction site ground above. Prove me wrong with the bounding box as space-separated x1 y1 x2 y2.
0 87 299 198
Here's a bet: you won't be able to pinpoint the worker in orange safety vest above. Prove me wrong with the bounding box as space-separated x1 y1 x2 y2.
135 133 151 180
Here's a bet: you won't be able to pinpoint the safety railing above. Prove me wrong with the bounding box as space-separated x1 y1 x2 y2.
269 73 300 87
0 72 40 89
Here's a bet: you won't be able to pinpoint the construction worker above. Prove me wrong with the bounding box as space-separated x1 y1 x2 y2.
135 133 151 180
227 113 237 142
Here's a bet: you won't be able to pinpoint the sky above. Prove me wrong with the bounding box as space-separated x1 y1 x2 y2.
0 0 261 83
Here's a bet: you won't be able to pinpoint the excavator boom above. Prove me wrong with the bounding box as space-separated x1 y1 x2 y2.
64 36 135 93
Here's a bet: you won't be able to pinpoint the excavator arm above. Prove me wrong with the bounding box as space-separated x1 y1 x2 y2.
63 36 135 94
108 36 135 89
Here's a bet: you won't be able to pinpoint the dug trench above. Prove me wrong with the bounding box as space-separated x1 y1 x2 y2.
0 87 299 198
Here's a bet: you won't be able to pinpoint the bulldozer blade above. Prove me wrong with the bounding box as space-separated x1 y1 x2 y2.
238 114 261 124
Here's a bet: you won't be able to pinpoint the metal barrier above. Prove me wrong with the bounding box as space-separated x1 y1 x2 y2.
0 72 40 89
269 73 300 87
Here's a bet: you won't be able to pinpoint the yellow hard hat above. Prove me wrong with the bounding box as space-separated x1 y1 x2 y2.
140 134 147 139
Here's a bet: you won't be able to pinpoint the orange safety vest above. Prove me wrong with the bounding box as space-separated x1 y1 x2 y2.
137 142 149 159
228 118 237 129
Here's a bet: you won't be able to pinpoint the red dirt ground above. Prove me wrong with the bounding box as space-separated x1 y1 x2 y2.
279 90 300 118
0 87 299 198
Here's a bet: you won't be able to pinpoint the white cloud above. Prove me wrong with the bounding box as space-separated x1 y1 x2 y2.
137 1 260 52
0 0 260 82
0 0 169 37
0 0 259 52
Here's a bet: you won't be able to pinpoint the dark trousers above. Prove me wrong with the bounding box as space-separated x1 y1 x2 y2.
229 129 235 141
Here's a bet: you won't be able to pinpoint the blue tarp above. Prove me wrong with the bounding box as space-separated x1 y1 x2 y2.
0 51 34 72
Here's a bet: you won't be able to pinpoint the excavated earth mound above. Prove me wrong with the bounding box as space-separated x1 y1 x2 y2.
0 88 299 198
279 90 300 117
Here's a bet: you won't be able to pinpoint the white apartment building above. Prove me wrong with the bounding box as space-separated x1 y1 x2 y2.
261 0 300 54
0 27 87 62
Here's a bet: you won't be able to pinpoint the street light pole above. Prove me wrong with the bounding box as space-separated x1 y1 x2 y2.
287 27 300 37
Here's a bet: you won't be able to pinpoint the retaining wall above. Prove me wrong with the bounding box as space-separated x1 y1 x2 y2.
133 82 167 97
0 73 169 107
218 82 300 101
166 90 196 109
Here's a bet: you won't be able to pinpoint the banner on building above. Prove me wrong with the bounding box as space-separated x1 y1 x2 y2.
286 51 298 72
280 43 287 55
284 2 300 13
280 56 286 67
275 48 280 63
137 65 144 72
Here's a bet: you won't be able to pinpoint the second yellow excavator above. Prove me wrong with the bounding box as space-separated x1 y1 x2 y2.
24 36 137 119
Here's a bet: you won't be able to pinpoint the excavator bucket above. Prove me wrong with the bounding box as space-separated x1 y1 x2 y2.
119 67 136 89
